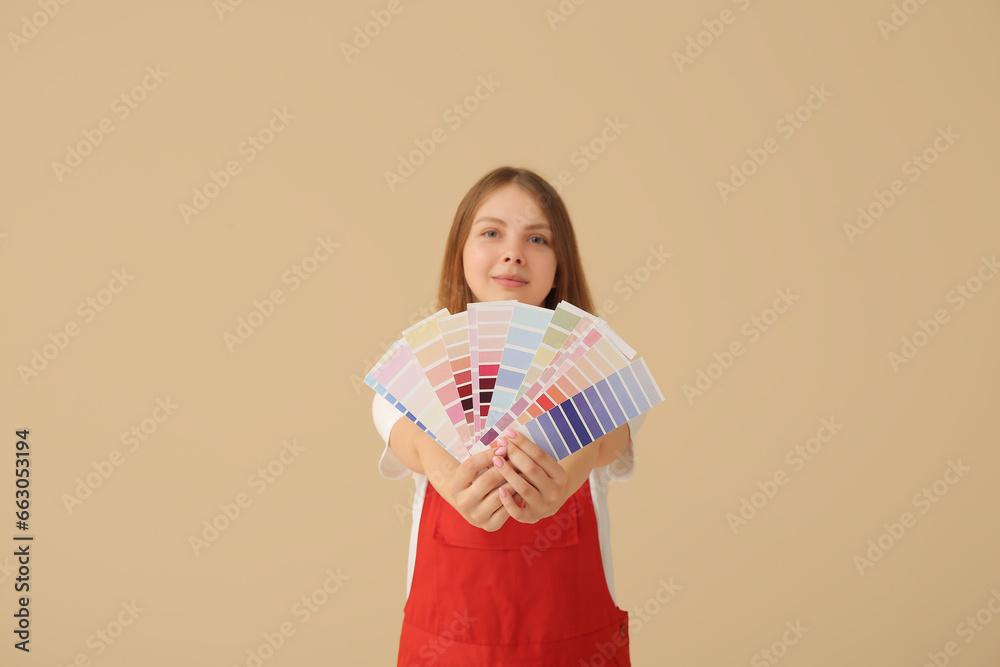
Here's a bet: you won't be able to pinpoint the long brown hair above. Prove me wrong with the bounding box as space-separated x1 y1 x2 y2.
436 167 594 314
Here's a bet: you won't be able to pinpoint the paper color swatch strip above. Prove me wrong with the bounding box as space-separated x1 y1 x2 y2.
517 357 663 461
365 337 468 461
472 301 516 436
515 301 595 404
485 302 553 431
438 312 474 436
402 309 473 446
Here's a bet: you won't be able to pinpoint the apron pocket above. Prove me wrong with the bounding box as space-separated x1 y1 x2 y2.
432 491 581 550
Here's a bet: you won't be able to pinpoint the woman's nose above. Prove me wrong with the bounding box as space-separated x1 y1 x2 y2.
502 250 524 264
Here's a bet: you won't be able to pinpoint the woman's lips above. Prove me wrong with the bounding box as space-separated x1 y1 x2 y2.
493 277 526 288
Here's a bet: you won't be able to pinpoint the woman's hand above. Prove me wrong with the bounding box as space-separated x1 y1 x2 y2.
447 448 523 532
491 430 570 524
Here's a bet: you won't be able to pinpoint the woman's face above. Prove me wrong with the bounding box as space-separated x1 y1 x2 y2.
462 183 557 308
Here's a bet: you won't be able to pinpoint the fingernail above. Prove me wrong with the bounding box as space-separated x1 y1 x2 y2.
499 487 508 499
504 429 517 439
493 456 504 468
495 446 507 457
495 437 507 448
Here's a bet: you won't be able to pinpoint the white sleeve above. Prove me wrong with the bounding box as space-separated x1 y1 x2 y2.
607 412 647 483
371 393 412 480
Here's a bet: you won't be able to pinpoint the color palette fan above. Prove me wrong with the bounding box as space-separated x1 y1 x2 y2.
365 300 663 463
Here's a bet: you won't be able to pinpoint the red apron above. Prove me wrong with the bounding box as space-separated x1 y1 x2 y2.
397 478 630 666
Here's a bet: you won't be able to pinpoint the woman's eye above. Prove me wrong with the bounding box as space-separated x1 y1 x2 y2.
484 230 499 238
530 236 547 245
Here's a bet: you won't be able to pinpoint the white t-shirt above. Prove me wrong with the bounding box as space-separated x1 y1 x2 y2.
372 393 645 604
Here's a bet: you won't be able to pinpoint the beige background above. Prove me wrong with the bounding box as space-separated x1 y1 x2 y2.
2 0 999 664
